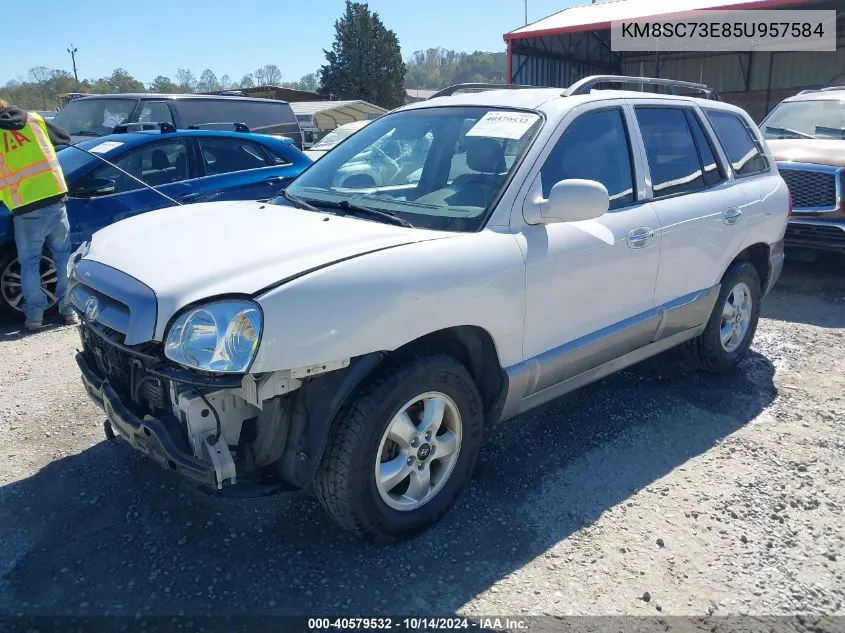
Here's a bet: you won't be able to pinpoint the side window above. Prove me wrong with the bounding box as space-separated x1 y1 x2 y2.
705 110 769 177
541 108 635 209
686 110 725 187
199 138 270 176
79 140 191 194
635 107 704 198
267 148 293 166
176 100 297 130
138 101 174 125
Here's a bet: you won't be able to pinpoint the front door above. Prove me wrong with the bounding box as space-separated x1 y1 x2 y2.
519 105 661 390
66 138 194 245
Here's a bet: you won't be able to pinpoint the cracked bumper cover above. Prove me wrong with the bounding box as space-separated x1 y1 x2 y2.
76 352 218 488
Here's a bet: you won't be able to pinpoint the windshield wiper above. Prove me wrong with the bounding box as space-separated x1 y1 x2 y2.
281 189 324 213
319 199 414 228
765 126 815 139
815 125 845 138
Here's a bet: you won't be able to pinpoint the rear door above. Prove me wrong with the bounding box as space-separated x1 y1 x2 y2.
632 103 751 305
65 138 195 243
180 136 296 203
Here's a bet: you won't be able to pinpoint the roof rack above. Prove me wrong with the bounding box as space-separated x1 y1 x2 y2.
565 75 719 100
113 121 177 134
186 122 251 132
428 83 541 99
797 86 845 95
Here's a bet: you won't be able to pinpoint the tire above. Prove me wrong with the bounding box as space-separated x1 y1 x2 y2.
0 250 59 318
313 353 484 542
686 261 761 373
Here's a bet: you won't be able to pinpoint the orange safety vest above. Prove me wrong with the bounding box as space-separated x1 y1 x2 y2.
0 112 67 213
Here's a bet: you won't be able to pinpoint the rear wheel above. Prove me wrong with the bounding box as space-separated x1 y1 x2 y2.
0 251 59 317
686 261 761 373
313 354 484 542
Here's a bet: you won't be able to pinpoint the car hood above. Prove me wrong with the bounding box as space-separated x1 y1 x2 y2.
84 200 452 326
768 139 845 168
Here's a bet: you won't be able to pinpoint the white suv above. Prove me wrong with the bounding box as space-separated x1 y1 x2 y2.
69 76 789 541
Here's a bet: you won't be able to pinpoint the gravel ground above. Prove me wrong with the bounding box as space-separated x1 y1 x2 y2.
0 256 843 620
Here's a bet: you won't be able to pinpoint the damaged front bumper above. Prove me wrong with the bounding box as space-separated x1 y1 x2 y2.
77 352 223 489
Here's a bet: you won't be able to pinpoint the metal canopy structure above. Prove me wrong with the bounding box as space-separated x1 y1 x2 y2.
290 100 388 131
504 0 845 120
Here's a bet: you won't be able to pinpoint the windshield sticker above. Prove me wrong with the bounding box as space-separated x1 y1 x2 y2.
88 141 124 154
466 111 540 140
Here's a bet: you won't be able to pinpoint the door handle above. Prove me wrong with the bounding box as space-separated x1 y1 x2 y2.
723 207 743 225
266 177 287 185
627 227 655 249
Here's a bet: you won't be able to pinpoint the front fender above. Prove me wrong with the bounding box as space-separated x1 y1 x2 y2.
250 228 526 374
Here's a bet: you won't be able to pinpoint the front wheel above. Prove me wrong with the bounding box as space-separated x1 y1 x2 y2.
686 261 761 373
0 251 59 317
313 354 484 542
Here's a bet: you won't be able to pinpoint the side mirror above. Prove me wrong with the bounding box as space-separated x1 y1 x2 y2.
525 179 609 225
77 177 117 198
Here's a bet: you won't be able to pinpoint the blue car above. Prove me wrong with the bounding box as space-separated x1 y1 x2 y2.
0 126 311 314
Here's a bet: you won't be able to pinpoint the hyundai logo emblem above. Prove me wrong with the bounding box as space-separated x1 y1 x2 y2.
84 296 99 322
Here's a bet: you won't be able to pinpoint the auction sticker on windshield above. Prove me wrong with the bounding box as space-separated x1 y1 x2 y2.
466 111 539 140
89 141 124 154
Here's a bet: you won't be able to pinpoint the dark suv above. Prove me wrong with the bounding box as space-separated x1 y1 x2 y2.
52 94 303 148
761 88 845 253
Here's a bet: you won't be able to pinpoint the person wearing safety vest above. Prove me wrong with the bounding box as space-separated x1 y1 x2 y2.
0 97 77 331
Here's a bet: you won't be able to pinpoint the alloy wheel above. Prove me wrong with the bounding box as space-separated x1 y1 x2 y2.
374 391 462 511
720 281 752 353
0 255 59 313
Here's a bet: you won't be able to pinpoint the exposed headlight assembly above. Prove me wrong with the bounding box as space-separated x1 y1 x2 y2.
164 300 262 374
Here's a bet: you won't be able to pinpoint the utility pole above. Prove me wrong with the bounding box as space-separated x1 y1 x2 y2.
67 45 79 92
524 0 528 25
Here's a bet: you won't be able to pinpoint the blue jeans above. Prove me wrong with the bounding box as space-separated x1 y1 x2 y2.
12 203 72 323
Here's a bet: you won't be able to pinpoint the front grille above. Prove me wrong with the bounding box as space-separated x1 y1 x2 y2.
786 222 845 242
780 167 840 211
81 324 169 414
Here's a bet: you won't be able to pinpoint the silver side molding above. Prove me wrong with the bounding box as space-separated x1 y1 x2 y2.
498 285 720 422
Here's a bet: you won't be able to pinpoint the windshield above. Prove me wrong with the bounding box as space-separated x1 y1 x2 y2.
280 106 542 232
312 125 362 150
53 98 139 137
762 99 845 139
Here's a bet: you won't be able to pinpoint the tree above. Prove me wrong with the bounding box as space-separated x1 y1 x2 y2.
108 68 144 93
297 72 320 92
404 49 506 90
219 74 232 90
320 2 406 109
196 69 220 93
149 75 179 93
252 64 282 86
239 73 255 89
28 66 52 109
175 68 197 93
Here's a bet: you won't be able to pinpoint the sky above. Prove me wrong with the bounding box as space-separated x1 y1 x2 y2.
3 0 577 87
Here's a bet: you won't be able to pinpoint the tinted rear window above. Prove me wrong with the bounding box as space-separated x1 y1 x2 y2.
175 99 297 132
705 110 769 177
